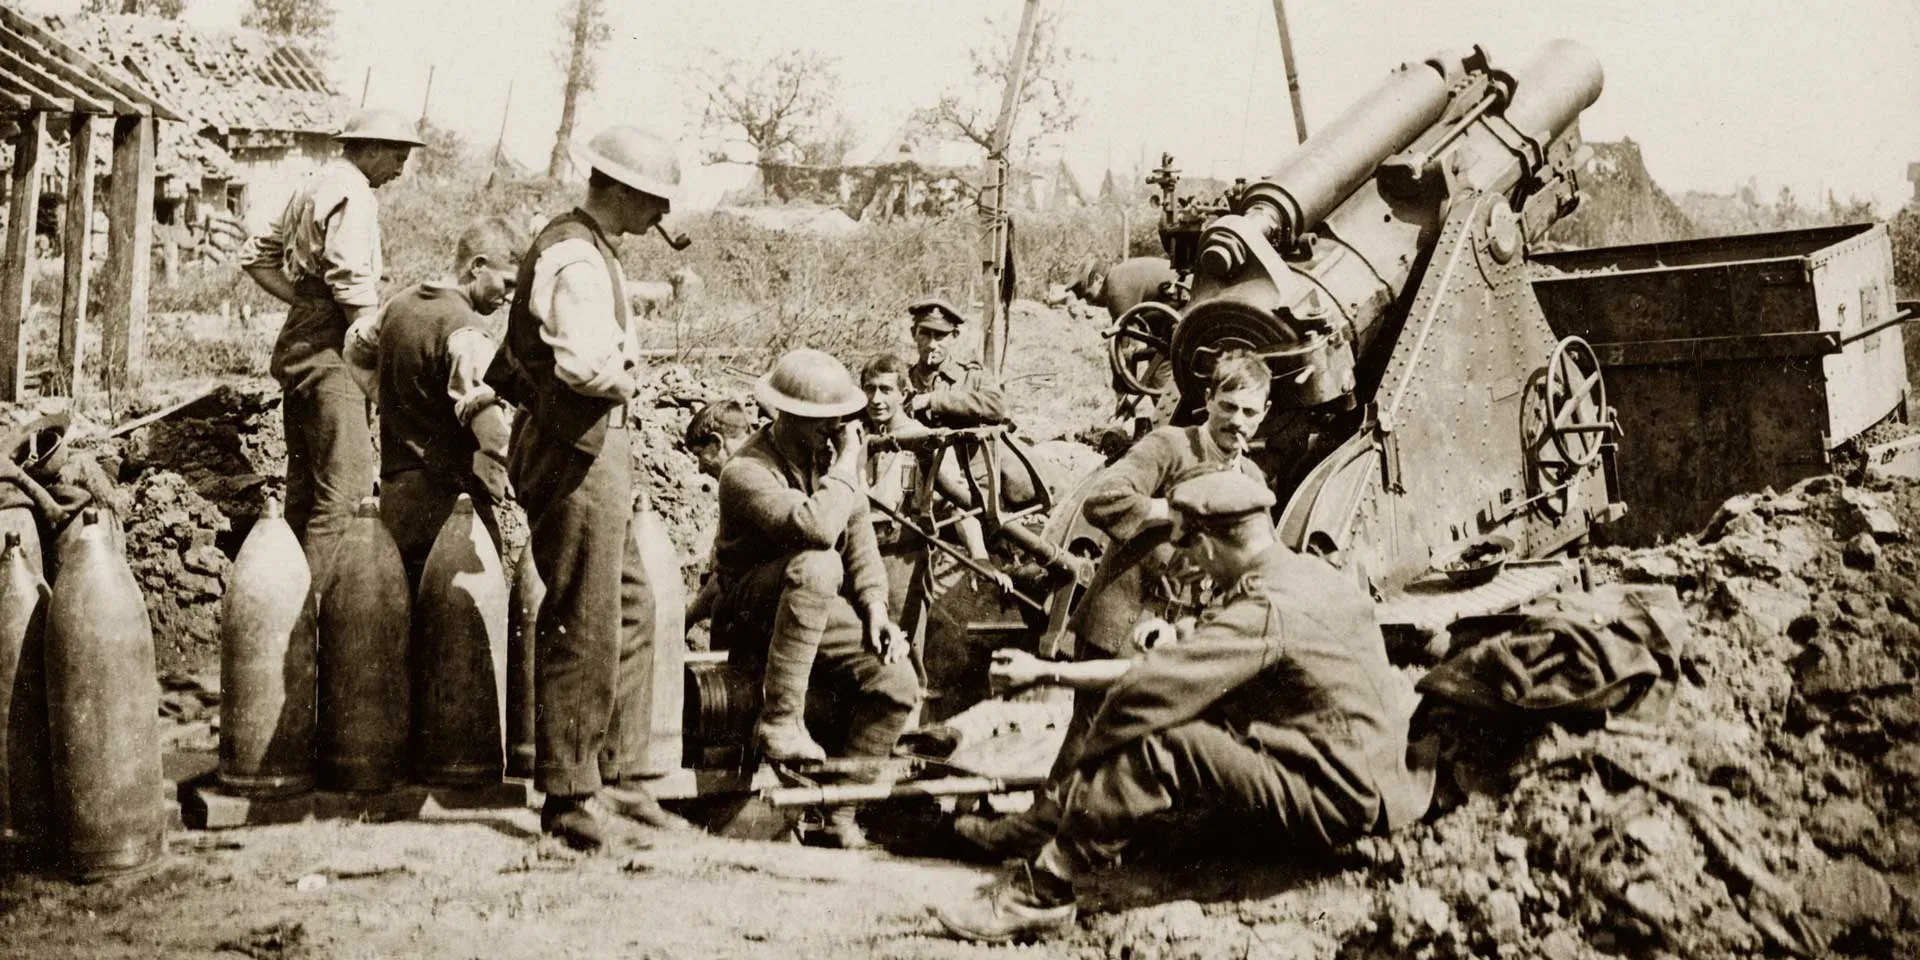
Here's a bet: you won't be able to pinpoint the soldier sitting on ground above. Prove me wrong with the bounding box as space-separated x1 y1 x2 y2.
953 349 1273 860
711 348 920 848
341 216 526 588
933 470 1433 943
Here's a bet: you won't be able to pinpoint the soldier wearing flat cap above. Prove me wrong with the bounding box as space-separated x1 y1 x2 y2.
934 469 1433 943
902 298 1008 427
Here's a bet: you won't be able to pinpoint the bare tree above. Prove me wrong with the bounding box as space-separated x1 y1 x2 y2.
242 0 333 57
85 0 189 16
918 5 1083 164
695 48 850 166
548 0 612 179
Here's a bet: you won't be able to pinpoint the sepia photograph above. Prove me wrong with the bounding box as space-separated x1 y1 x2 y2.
0 0 1918 956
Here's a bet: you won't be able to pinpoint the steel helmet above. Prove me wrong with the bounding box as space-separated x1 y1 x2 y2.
333 108 425 146
573 125 680 203
756 348 866 419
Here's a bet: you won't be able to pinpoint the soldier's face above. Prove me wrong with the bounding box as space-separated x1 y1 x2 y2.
864 373 903 426
464 255 518 314
782 413 839 456
1204 385 1270 456
361 144 412 187
913 325 954 366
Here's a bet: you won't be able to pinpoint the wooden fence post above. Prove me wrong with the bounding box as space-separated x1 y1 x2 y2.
0 111 47 402
56 112 96 397
101 113 153 395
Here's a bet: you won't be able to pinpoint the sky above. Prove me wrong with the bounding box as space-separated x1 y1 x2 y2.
33 0 1920 212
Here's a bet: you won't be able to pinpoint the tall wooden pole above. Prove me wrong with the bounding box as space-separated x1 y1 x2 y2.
419 65 436 124
979 0 1043 376
1270 0 1309 143
486 77 515 188
102 114 154 396
57 112 97 397
0 112 47 402
359 66 372 109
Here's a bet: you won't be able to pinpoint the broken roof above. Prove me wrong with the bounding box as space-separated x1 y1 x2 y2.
46 13 341 136
0 6 181 120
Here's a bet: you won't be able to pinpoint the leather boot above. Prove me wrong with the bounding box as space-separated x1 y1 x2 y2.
754 590 829 764
824 805 870 850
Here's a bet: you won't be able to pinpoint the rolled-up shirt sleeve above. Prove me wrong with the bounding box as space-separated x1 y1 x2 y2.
446 327 503 424
238 215 286 272
529 238 633 400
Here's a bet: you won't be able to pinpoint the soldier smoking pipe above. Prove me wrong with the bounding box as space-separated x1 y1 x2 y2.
654 223 692 250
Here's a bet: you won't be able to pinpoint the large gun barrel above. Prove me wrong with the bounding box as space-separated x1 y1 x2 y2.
1172 40 1603 413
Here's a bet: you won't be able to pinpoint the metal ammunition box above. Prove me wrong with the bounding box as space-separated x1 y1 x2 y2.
1532 222 1912 545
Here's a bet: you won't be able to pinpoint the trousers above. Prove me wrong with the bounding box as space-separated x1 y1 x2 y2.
282 360 377 580
718 550 920 758
513 420 658 796
1051 721 1362 871
379 467 500 593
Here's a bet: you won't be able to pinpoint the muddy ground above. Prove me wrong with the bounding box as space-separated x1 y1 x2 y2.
7 301 1920 958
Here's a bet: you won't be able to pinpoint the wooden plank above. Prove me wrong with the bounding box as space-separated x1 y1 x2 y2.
0 7 182 121
0 45 110 114
0 89 27 114
0 23 135 114
0 111 46 402
100 114 153 395
55 112 94 396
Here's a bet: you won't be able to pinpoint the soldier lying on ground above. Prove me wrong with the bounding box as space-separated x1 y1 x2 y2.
953 349 1273 860
711 348 919 849
341 216 526 589
933 470 1434 943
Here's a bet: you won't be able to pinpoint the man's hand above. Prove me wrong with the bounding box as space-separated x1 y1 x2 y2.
863 600 908 663
988 649 1050 697
1130 617 1180 653
827 420 866 485
472 451 513 502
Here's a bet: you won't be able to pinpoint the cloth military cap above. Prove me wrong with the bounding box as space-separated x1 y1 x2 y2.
907 297 967 333
1168 469 1277 522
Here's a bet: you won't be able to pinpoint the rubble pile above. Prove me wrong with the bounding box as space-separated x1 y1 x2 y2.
126 470 233 673
630 363 755 590
1326 474 1920 960
118 379 286 539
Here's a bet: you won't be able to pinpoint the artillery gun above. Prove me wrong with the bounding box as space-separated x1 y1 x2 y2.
1089 39 1625 632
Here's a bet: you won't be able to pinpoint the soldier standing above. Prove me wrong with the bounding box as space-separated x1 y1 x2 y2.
340 217 525 589
484 125 690 850
241 108 421 575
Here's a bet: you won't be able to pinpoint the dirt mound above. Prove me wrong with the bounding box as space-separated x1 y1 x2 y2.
631 363 753 591
1340 474 1920 959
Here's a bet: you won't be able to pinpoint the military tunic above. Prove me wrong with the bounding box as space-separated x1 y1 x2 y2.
905 359 1008 427
1056 545 1432 859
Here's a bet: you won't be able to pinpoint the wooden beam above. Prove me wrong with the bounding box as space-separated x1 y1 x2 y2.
101 114 153 395
0 23 136 115
0 112 46 402
56 112 95 397
0 44 111 114
0 69 73 113
0 89 28 114
0 7 184 121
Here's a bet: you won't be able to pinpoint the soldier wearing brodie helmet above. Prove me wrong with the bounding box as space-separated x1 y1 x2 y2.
711 348 920 849
485 125 692 851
